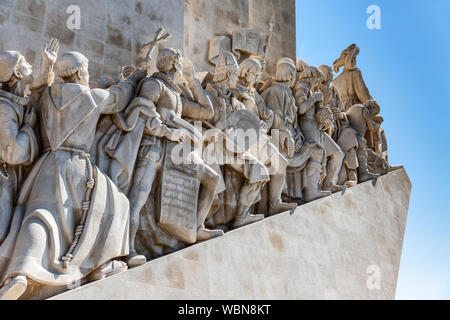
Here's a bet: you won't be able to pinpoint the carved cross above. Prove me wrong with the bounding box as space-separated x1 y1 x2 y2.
140 27 172 76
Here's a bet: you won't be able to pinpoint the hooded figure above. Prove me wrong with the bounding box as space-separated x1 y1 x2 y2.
0 51 40 246
0 51 143 300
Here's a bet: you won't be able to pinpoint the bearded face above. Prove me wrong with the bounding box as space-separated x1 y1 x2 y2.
228 68 238 89
174 56 183 82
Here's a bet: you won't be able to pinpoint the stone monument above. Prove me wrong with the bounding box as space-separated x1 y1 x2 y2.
0 0 410 300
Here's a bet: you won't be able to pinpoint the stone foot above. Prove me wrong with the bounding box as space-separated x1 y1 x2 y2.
196 226 224 242
303 190 331 203
344 180 357 188
0 275 27 300
359 172 379 183
323 183 347 193
232 213 264 229
88 260 128 282
269 200 297 216
125 250 147 268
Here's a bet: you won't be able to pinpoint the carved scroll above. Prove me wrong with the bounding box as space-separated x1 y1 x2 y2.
158 144 201 244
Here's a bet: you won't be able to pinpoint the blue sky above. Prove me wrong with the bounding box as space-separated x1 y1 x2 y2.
295 0 450 299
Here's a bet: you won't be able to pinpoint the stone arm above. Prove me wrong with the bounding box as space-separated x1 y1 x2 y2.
136 79 179 140
89 74 121 89
181 78 214 120
0 105 38 165
294 84 316 115
98 73 144 114
352 68 373 104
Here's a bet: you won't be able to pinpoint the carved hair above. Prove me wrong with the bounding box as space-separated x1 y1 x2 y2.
0 51 22 83
318 65 333 83
298 66 323 84
296 59 308 73
238 58 261 78
156 47 181 72
275 61 296 82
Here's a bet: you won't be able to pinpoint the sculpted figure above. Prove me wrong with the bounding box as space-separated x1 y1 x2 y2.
294 66 346 195
236 58 296 215
333 44 373 111
360 100 397 175
345 101 387 180
0 48 44 245
318 65 377 186
261 60 326 203
204 51 270 228
125 48 223 265
0 50 144 300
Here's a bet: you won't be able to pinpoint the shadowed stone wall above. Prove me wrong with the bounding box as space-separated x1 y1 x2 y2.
0 0 184 78
184 0 296 74
0 0 295 78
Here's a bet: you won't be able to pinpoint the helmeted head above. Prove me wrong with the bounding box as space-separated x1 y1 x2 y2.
156 47 183 79
55 51 89 86
298 66 323 89
275 60 296 87
238 58 262 87
0 50 33 84
333 43 360 73
296 59 308 74
213 51 239 89
319 65 333 83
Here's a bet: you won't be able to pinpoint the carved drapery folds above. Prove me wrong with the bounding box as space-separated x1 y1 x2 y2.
0 31 397 300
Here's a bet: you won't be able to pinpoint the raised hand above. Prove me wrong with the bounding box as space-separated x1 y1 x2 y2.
41 38 59 73
120 65 136 80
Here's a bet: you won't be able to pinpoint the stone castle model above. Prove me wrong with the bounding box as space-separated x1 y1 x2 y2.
0 0 410 300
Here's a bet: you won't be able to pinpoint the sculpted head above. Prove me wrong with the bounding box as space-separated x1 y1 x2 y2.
213 51 238 89
0 50 33 87
298 66 323 89
275 60 297 88
333 43 360 73
156 47 183 80
238 58 262 87
56 52 89 86
296 59 308 74
319 65 333 84
364 99 381 119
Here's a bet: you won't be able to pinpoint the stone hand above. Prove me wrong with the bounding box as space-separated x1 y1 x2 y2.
284 136 295 158
167 129 188 144
42 38 59 69
121 65 136 79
